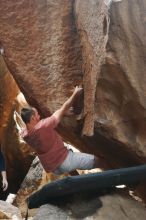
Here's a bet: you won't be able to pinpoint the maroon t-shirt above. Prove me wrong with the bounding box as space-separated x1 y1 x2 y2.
21 115 68 172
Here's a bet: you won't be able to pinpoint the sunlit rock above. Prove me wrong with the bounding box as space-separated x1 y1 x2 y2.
0 200 22 220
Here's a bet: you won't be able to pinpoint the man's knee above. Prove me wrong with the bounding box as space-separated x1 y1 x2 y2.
93 156 107 169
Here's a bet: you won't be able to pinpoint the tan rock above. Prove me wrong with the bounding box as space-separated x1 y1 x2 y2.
0 200 22 220
75 0 146 158
75 0 146 199
1 98 34 199
0 56 18 141
0 0 146 201
75 0 108 136
14 157 67 218
0 58 33 198
14 157 44 218
0 0 82 115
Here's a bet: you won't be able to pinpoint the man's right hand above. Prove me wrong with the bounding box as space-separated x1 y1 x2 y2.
53 85 83 123
73 86 83 95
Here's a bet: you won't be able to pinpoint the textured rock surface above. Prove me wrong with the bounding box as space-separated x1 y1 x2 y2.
95 0 146 158
0 56 18 141
14 157 44 217
75 0 146 199
75 0 146 162
2 107 33 196
0 200 22 219
0 0 146 200
14 157 67 218
0 58 33 199
32 193 146 220
75 0 109 136
0 0 82 115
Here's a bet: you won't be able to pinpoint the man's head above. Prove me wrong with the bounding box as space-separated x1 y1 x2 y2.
21 107 40 125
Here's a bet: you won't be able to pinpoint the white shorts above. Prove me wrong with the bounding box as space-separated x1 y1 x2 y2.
54 150 95 175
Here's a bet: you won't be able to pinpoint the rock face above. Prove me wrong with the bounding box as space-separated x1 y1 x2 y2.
75 0 109 136
0 0 146 200
0 56 18 199
0 57 33 199
96 0 146 158
14 157 67 218
2 110 33 197
0 200 22 220
32 193 146 220
0 56 18 142
74 0 146 163
0 0 82 115
14 157 44 218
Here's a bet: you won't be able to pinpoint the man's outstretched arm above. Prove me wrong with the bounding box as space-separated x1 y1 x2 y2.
53 86 83 123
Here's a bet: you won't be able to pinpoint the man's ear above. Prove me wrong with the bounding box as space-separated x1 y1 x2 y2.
30 115 34 122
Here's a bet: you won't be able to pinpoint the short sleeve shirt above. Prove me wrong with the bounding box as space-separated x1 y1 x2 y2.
22 115 68 172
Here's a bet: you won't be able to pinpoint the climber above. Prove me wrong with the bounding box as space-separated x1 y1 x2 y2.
20 86 106 175
0 146 8 191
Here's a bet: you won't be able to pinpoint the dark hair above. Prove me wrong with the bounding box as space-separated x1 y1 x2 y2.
21 107 35 124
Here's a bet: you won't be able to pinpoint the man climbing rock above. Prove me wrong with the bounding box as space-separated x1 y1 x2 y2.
21 86 105 175
0 147 8 191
